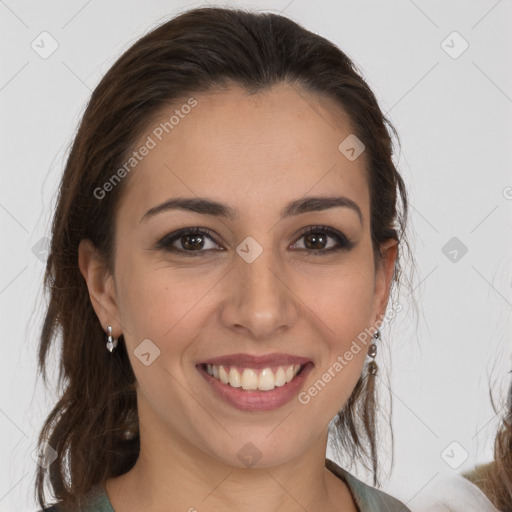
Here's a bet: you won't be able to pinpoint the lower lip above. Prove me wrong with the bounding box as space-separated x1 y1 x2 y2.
197 363 314 412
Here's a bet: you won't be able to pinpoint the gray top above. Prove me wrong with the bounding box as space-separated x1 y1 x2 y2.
41 458 411 511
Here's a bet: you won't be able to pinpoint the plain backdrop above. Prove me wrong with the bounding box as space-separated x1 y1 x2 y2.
1 0 511 510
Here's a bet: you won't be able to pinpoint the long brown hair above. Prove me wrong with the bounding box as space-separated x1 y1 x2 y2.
35 6 410 509
467 381 512 510
490 402 512 510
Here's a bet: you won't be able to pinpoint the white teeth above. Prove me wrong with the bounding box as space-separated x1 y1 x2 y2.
205 363 303 391
241 368 258 390
219 365 229 384
229 367 242 387
258 368 275 391
275 367 286 387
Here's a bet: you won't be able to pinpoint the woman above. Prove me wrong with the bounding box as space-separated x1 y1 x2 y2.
35 6 411 511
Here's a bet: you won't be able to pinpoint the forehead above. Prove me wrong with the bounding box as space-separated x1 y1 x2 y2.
117 83 369 224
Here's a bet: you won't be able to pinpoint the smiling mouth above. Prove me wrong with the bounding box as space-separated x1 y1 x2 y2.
199 363 308 391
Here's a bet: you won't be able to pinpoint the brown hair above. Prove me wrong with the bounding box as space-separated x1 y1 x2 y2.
490 383 512 509
35 6 409 509
465 381 512 510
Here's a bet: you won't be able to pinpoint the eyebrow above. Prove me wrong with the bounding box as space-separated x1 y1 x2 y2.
140 195 363 225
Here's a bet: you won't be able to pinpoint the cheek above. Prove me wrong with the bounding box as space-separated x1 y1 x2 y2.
310 261 376 337
115 253 219 357
118 272 191 340
304 259 375 402
115 267 201 402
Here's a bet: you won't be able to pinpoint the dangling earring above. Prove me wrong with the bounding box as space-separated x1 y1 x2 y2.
105 325 118 353
367 329 379 376
363 328 380 480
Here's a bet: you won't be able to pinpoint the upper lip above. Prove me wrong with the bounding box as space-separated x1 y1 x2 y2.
199 352 312 369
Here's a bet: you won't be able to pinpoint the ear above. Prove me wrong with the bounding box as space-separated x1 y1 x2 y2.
372 238 398 327
78 238 122 338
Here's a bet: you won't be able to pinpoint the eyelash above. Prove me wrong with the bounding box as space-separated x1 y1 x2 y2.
156 225 354 257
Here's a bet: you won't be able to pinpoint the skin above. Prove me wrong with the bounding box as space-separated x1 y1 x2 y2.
79 82 397 511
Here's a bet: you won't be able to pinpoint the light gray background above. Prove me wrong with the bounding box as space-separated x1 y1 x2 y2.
1 1 511 510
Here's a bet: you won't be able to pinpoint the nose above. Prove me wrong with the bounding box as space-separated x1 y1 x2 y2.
219 247 299 340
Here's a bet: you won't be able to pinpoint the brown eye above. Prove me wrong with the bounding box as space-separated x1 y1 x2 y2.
292 226 354 255
180 233 207 251
156 227 223 256
303 232 329 250
156 225 354 258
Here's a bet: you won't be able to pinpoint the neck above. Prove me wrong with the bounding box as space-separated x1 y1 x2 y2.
105 409 356 511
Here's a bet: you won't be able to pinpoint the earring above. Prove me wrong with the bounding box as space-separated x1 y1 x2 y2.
105 325 118 353
363 329 380 480
367 329 379 376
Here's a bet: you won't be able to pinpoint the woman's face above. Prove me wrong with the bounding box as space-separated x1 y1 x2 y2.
81 82 396 469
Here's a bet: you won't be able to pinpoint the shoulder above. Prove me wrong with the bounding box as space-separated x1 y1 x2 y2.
411 472 500 512
463 461 497 501
325 458 412 512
